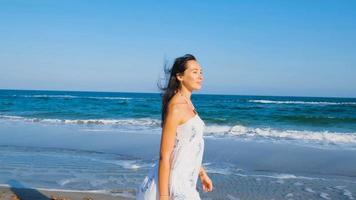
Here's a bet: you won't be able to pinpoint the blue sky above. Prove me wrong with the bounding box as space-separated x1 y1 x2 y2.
0 0 355 97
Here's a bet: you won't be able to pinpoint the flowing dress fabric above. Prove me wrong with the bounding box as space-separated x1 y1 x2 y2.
136 114 205 200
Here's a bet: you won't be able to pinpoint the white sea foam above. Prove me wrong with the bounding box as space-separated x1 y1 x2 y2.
2 114 356 147
249 99 356 105
205 124 356 145
226 194 240 200
273 174 298 179
260 173 317 180
294 181 304 186
203 162 316 180
305 187 316 193
0 115 160 126
285 193 294 198
320 192 331 199
334 186 355 199
90 159 143 170
205 167 233 175
343 189 354 199
58 178 79 186
335 185 347 190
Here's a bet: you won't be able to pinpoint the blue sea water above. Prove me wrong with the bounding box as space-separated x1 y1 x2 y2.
1 89 355 147
1 89 356 199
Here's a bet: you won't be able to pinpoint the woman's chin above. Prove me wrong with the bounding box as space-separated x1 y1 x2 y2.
194 85 202 91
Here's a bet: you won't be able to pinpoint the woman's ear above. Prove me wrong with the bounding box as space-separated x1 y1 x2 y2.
176 73 183 82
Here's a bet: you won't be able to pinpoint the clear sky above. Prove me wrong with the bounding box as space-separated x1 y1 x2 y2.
1 0 355 97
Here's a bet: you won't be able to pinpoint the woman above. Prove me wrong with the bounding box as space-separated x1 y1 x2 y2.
136 54 213 200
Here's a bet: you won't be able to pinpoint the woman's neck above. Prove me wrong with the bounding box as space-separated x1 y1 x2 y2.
178 88 192 99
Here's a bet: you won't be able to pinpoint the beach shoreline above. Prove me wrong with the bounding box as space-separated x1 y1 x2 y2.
0 185 134 200
1 119 356 199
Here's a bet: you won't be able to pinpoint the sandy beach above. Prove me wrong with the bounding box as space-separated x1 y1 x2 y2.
1 120 356 199
0 186 133 200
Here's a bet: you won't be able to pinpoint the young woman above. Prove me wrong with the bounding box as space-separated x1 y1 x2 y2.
136 54 213 200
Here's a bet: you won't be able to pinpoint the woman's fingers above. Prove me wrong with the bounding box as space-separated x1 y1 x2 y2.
202 183 212 192
207 181 213 191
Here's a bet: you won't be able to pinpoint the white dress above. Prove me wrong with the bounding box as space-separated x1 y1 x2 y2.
136 114 205 200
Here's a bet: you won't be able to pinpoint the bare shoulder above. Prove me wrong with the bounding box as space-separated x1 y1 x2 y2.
166 94 187 124
168 94 187 111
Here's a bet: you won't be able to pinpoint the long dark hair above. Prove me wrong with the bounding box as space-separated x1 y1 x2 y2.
157 54 196 128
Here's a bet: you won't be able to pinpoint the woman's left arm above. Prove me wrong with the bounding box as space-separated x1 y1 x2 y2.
199 166 213 192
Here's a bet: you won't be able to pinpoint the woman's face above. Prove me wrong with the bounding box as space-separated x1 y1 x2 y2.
177 60 204 91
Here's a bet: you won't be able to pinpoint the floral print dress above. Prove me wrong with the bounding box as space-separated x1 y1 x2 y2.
136 114 205 200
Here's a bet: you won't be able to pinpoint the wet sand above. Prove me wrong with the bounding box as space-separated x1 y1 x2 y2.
0 186 133 200
1 121 356 199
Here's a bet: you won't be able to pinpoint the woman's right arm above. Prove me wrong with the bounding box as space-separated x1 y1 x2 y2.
158 105 181 200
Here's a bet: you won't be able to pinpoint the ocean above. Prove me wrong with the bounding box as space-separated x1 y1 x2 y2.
0 89 355 199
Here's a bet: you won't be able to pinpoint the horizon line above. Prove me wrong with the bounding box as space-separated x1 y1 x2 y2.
1 88 355 99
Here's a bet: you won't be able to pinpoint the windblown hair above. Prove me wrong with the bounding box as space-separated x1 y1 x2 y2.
157 54 196 128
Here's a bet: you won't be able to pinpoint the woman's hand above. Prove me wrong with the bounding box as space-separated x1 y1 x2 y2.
199 173 213 192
